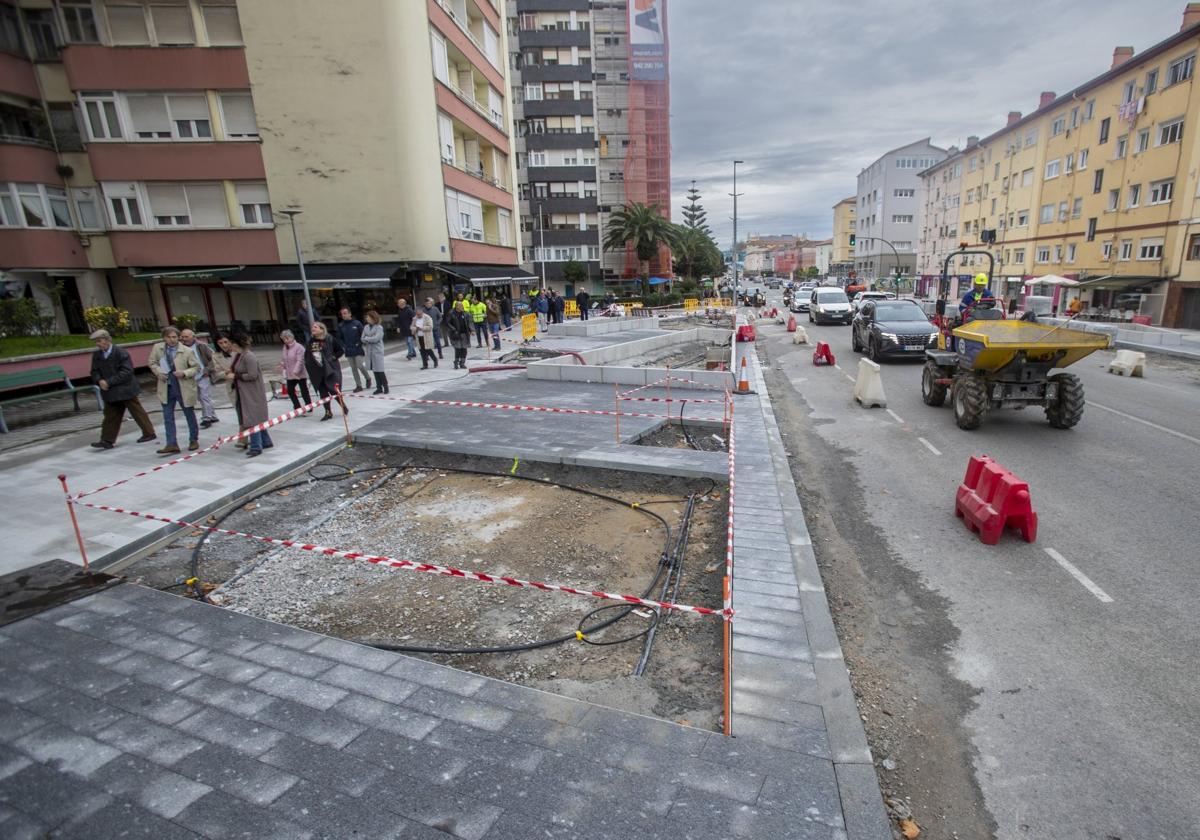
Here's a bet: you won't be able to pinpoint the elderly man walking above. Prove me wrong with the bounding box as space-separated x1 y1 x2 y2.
180 328 219 428
88 330 157 450
148 325 201 454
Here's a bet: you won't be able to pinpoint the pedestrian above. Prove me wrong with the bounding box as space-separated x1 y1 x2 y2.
296 298 313 344
486 296 502 350
395 297 416 360
337 307 371 392
446 300 472 369
412 306 438 369
362 310 388 393
500 293 512 329
278 329 311 413
180 328 219 428
535 291 549 330
424 297 445 360
575 288 591 321
224 332 273 457
213 334 248 448
470 295 487 347
148 325 201 455
554 290 565 324
305 322 347 421
88 329 157 450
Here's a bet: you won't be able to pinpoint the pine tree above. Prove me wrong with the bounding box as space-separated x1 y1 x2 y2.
682 181 713 237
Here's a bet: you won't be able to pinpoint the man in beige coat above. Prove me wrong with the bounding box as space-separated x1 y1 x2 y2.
147 325 201 454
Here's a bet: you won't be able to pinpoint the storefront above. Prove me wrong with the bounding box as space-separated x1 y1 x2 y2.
439 265 539 302
1072 276 1167 324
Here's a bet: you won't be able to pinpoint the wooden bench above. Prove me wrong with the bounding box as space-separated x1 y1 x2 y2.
0 365 103 434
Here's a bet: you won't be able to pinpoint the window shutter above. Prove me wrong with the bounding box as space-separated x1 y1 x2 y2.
147 184 188 218
150 4 194 44
431 33 449 83
437 114 455 162
169 94 209 122
201 4 241 45
186 184 227 227
220 94 257 136
235 183 268 205
107 6 150 44
127 94 171 135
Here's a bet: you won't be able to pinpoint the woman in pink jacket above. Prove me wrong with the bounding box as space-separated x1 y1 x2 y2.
278 329 311 413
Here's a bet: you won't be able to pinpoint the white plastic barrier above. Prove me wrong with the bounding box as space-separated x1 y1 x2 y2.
792 326 809 345
853 358 887 408
1108 349 1147 377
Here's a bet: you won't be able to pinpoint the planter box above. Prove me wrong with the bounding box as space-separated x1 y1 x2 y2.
0 338 170 380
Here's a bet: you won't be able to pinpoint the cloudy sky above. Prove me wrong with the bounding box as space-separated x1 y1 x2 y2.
668 0 1190 248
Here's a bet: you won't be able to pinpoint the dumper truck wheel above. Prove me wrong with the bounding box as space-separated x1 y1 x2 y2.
1045 372 1085 429
921 361 947 407
953 375 987 430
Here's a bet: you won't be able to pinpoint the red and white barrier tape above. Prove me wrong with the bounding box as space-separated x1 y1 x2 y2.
344 392 724 422
725 406 736 615
617 396 727 405
73 394 337 500
71 498 732 621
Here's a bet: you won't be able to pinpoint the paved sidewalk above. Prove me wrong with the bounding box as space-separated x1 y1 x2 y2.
1040 316 1200 360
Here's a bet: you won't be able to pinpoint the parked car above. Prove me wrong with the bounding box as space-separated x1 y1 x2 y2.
809 287 853 324
851 299 939 361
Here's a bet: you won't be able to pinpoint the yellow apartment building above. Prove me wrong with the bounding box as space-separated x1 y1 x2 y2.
831 197 856 271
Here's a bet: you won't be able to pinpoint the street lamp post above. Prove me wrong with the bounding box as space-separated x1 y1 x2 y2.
730 160 744 306
859 235 901 289
537 203 547 291
278 209 314 326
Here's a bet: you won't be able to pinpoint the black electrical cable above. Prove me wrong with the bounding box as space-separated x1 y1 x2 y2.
634 493 695 675
577 604 658 646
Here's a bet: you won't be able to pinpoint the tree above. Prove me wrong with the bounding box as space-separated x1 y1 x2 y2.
602 202 678 296
672 223 724 282
682 181 712 237
562 259 587 288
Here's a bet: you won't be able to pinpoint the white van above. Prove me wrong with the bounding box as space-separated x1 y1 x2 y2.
809 287 852 325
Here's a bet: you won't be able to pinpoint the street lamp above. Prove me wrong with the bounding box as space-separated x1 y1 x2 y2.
730 160 744 306
537 203 547 291
859 236 901 288
277 209 314 327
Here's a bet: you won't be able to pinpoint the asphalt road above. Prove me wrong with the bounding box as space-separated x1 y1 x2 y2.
757 290 1200 840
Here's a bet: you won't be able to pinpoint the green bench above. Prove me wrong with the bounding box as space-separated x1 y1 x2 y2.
0 365 103 434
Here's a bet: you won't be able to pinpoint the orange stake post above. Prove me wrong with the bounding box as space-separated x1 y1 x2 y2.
58 474 89 570
665 364 671 422
613 383 621 444
334 386 353 447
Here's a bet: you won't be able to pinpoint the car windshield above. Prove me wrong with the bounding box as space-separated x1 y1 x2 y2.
873 304 927 322
817 291 848 303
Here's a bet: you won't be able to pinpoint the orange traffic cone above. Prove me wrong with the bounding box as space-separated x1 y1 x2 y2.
737 356 750 394
787 314 797 332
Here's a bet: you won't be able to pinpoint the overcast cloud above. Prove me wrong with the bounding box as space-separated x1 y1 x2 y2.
668 0 1190 247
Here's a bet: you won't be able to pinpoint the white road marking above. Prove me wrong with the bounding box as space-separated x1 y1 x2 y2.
917 437 941 455
844 374 855 383
1087 401 1200 446
1044 547 1114 603
834 364 842 370
886 409 904 424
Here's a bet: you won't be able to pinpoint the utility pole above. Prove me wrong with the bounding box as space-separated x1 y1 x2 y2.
277 209 314 325
538 203 547 291
730 160 744 305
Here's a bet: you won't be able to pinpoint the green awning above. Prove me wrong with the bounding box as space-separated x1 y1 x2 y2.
131 267 242 282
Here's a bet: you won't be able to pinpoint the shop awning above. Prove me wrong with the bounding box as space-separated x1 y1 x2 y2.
131 267 242 282
223 263 404 291
1074 275 1168 291
440 265 539 287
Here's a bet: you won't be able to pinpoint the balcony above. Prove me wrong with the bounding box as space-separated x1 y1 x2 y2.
516 0 590 11
88 142 266 182
516 29 591 47
528 164 597 181
524 131 597 150
528 195 597 213
61 45 250 91
0 143 61 183
536 228 600 246
442 162 513 210
435 83 509 152
518 63 594 83
108 228 279 267
0 229 90 269
0 51 39 100
429 0 504 89
522 98 595 117
450 238 518 265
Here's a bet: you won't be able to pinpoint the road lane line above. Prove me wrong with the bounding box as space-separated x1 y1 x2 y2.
886 409 904 424
834 364 842 370
1086 401 1200 446
845 374 855 383
1044 547 1114 603
917 437 941 455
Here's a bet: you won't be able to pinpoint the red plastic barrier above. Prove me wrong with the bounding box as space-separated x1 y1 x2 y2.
786 315 796 332
736 324 756 342
812 342 835 366
954 455 1038 545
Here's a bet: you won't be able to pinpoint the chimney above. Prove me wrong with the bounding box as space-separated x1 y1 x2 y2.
1112 46 1135 69
1183 3 1200 30
1007 110 1022 126
1039 91 1057 109
967 135 980 146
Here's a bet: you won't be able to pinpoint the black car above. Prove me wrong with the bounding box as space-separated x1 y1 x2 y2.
851 299 940 361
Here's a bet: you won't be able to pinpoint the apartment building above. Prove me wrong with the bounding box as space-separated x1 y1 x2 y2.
1 0 524 336
830 196 855 276
506 0 670 295
854 138 947 282
936 3 1200 327
916 143 968 296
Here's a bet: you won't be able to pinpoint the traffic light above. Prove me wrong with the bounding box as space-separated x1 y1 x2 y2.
849 234 856 247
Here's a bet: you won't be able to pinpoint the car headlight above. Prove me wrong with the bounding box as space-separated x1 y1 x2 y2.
879 332 898 342
927 332 939 342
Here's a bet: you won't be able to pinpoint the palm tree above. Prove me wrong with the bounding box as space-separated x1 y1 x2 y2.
602 203 677 296
672 224 724 283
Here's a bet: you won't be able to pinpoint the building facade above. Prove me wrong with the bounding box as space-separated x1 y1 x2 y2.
916 144 967 295
830 196 855 276
854 138 947 282
1 0 524 337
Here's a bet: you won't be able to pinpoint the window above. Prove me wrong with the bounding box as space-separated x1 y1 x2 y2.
1035 246 1051 263
1158 118 1184 145
1013 248 1025 263
1119 239 1133 260
1024 128 1037 148
1070 106 1079 128
893 188 914 197
437 113 454 163
201 2 242 46
891 214 913 223
1146 68 1159 95
1115 135 1128 158
235 183 271 225
528 151 546 166
146 183 226 227
1021 168 1034 187
1065 153 1074 173
1167 53 1195 86
1017 210 1029 227
1150 179 1173 204
218 93 257 138
150 3 194 44
1122 80 1136 103
126 93 211 140
1127 184 1141 208
1189 234 1200 259
80 92 123 140
483 21 500 69
431 31 449 83
1072 197 1083 219
524 83 542 101
1138 237 1164 260
1086 218 1097 241
1102 241 1113 259
1054 245 1063 262
106 4 149 44
102 182 143 227
1107 188 1121 211
0 183 73 228
1051 116 1066 136
62 2 101 43
1078 148 1089 169
1099 117 1110 144
1058 201 1069 222
1040 203 1055 223
69 187 103 230
1136 129 1150 152
1067 244 1077 263
1 5 23 56
1084 99 1095 121
1093 168 1104 194
22 10 58 60
1044 159 1060 179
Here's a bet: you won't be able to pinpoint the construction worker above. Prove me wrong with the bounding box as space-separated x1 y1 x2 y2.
470 295 487 347
959 273 995 316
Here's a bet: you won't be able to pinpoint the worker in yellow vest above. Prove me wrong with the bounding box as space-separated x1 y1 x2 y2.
470 297 487 347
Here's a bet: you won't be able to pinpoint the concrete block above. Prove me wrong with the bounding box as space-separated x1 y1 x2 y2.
333 694 440 740
176 706 285 756
241 643 337 679
317 664 417 705
173 743 299 806
729 713 830 759
853 358 887 408
0 763 113 830
600 366 649 386
101 681 201 726
95 717 205 766
178 675 275 717
252 698 364 749
259 737 385 797
250 669 349 711
88 754 211 819
792 325 809 344
836 762 894 840
109 651 201 691
401 686 512 732
64 799 200 840
344 728 470 783
307 637 400 672
175 791 313 840
269 780 414 839
1108 349 1146 376
14 723 122 777
558 364 605 384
